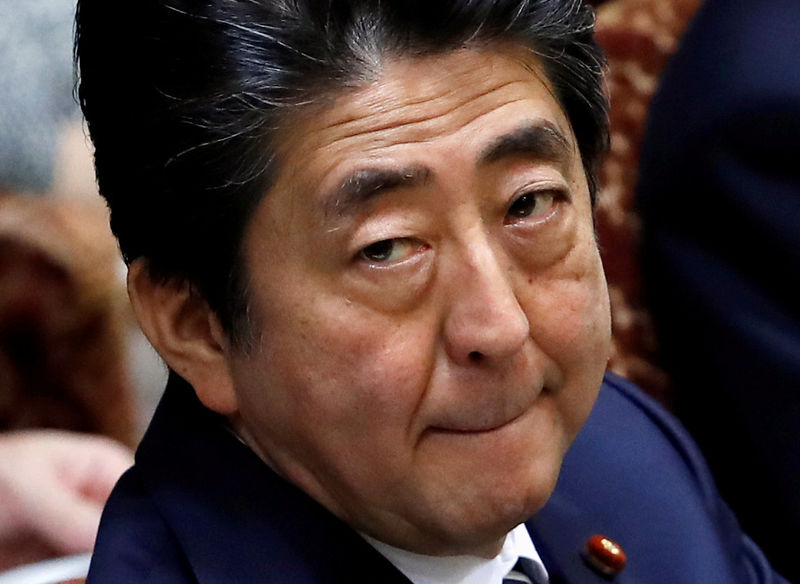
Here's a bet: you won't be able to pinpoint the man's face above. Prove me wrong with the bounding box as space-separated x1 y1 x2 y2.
226 48 611 557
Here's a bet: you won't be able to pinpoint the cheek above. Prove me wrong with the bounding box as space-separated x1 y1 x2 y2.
519 244 611 418
230 300 442 499
522 238 610 348
250 294 438 432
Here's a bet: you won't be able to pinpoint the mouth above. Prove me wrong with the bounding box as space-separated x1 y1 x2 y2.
429 408 528 435
428 386 546 435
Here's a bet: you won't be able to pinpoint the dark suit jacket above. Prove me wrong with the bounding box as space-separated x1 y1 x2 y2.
636 0 800 579
87 372 785 583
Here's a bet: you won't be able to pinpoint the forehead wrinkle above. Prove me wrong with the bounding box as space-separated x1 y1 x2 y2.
318 77 528 146
318 56 515 132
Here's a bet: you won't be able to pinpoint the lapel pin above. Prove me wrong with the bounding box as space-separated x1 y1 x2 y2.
583 534 627 577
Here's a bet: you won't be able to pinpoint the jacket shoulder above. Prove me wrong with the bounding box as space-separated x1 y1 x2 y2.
528 372 782 583
88 466 197 584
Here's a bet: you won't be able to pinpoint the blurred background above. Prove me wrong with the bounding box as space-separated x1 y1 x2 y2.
0 0 167 446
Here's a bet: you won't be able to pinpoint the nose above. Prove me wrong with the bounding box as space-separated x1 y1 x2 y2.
442 235 530 366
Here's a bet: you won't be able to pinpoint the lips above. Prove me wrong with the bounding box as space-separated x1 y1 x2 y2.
427 387 543 434
430 409 527 434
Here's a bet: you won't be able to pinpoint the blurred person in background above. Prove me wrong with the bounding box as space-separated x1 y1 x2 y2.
637 0 800 580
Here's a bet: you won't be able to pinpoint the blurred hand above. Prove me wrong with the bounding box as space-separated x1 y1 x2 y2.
0 430 133 556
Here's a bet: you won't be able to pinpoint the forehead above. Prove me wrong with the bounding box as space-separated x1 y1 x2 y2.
269 48 580 214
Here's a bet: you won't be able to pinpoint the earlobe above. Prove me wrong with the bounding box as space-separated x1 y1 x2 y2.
127 260 239 415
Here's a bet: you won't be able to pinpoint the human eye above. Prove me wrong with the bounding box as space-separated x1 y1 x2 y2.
358 237 425 265
505 189 560 225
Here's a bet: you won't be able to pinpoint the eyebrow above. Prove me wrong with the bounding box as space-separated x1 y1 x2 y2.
478 120 573 168
322 121 572 220
324 165 430 219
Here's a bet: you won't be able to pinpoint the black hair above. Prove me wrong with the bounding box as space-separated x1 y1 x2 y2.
75 0 608 347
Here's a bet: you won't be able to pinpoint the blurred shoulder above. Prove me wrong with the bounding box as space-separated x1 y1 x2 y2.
88 467 196 584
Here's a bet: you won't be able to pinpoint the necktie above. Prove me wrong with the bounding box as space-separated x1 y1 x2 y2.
503 557 547 584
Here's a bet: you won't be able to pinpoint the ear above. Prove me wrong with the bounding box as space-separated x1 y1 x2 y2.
127 260 238 415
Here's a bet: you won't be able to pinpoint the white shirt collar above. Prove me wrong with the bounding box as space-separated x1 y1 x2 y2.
362 523 548 584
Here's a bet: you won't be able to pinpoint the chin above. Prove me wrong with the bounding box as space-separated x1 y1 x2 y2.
426 460 562 556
